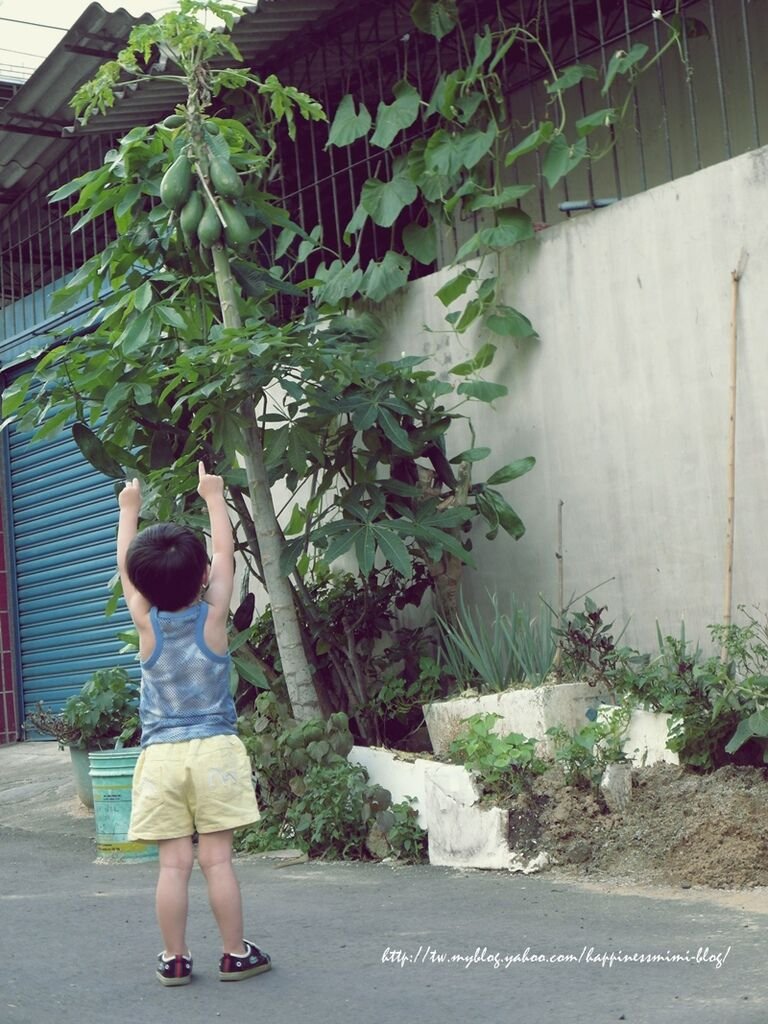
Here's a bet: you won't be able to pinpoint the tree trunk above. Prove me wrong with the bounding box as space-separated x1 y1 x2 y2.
211 244 321 720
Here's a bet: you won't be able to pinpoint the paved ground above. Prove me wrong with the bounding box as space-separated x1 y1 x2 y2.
0 742 764 1024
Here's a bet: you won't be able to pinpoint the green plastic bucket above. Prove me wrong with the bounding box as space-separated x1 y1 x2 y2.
88 749 158 863
69 746 94 809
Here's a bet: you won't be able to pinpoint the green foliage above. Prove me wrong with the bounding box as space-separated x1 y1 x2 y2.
387 800 429 863
237 693 408 859
25 668 140 750
559 605 768 772
235 569 438 746
554 597 631 688
547 709 630 789
438 592 555 693
447 713 546 799
284 760 375 859
365 656 442 726
318 3 686 338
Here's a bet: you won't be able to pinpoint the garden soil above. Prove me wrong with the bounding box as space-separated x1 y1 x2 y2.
516 763 768 889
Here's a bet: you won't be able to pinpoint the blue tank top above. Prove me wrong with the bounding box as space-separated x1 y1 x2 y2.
139 602 236 747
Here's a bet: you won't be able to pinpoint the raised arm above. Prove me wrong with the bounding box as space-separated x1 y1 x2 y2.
197 461 234 621
117 479 151 625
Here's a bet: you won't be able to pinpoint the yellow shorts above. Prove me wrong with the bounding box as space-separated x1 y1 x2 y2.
128 734 260 841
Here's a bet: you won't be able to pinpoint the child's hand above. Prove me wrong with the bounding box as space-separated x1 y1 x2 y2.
119 478 142 513
197 460 224 502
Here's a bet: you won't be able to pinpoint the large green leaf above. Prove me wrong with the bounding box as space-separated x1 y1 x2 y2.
72 422 125 479
355 526 376 573
457 124 498 169
505 121 555 166
475 488 526 540
327 94 372 147
374 525 412 577
1 374 32 417
410 0 458 40
402 222 437 265
315 259 363 305
575 108 617 137
378 407 414 453
449 342 496 376
450 446 491 464
284 503 306 537
424 129 465 178
425 125 495 177
542 134 588 188
361 172 418 228
466 26 493 83
280 536 305 575
455 209 533 261
725 708 768 754
427 71 462 119
602 43 649 95
485 305 538 339
486 456 536 485
435 268 476 306
546 63 598 94
466 184 534 211
457 380 508 402
118 310 153 356
371 80 421 149
156 304 188 330
360 251 411 302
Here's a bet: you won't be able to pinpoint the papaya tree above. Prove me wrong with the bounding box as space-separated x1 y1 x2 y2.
6 0 330 720
1 1 536 731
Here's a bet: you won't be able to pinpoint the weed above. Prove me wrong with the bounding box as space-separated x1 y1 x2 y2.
447 712 546 800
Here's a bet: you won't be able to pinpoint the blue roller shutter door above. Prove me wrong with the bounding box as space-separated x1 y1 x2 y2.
7 420 135 718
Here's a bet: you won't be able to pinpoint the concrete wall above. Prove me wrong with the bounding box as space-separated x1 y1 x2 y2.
376 145 768 654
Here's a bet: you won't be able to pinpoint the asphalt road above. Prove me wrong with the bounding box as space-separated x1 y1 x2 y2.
0 743 764 1024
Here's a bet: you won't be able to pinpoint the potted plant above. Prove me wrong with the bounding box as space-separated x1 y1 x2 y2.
25 667 140 808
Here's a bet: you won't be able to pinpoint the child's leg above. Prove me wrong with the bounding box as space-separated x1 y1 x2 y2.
156 836 195 955
197 829 246 955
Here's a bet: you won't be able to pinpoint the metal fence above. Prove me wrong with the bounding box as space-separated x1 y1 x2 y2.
271 0 767 278
1 0 765 342
0 135 116 347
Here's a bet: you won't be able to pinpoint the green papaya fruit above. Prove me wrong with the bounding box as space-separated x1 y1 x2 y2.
197 200 222 247
204 120 220 136
219 199 252 248
160 155 192 210
163 113 186 129
209 154 243 199
179 190 203 239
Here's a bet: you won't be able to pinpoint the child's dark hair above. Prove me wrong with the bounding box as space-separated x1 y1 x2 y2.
126 523 208 611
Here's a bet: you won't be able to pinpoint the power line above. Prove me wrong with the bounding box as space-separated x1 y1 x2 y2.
0 47 45 59
0 16 67 31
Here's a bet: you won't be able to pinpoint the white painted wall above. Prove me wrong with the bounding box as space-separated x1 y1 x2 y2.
375 145 768 654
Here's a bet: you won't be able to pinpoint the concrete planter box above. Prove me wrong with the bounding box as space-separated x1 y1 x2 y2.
349 745 547 872
597 706 679 767
423 681 610 758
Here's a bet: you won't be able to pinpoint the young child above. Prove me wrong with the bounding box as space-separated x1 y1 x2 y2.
117 461 270 987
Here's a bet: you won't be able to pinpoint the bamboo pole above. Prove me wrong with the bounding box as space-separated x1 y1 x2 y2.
721 250 748 659
554 499 564 672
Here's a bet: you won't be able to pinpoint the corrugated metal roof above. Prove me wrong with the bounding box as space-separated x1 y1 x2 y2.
0 0 350 217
